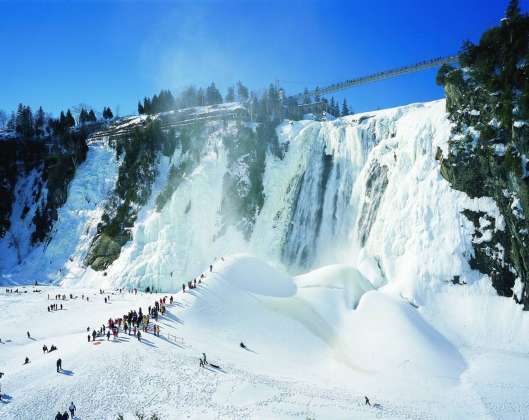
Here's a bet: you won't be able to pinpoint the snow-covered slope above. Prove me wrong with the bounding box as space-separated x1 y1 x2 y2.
1 254 528 419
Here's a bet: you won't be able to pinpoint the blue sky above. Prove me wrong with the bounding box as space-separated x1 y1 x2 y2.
0 0 525 117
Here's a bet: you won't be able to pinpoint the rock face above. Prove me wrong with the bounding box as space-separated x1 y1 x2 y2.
84 232 129 271
0 141 18 238
0 136 88 246
84 122 164 271
437 8 529 307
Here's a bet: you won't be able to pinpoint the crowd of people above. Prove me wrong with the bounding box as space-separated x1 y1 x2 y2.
86 294 174 344
0 256 225 418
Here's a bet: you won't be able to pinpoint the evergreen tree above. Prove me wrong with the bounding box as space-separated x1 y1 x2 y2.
79 109 88 125
267 83 281 119
138 102 145 115
157 89 175 112
7 111 16 130
150 94 159 113
285 96 302 121
15 103 24 134
341 99 350 116
314 87 321 103
506 0 520 20
66 109 75 127
34 106 45 136
0 110 7 129
104 107 113 119
15 104 34 138
143 98 152 114
236 81 249 101
197 88 206 106
302 88 311 105
88 109 97 122
206 82 223 105
225 86 235 102
59 111 67 129
179 86 198 107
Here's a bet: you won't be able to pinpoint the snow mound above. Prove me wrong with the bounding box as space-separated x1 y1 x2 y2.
296 264 374 309
216 254 297 297
345 291 467 376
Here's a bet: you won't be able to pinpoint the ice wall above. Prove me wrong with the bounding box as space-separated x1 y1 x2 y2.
95 99 494 300
0 141 118 284
3 99 501 302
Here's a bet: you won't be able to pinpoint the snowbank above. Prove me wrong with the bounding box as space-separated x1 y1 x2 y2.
216 254 296 297
344 291 466 376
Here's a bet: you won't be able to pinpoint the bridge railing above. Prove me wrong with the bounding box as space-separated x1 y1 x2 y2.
297 55 459 100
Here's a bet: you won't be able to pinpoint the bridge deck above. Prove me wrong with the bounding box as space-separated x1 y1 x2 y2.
296 55 458 99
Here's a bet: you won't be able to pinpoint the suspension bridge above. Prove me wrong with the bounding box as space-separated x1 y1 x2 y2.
293 54 459 101
86 54 459 141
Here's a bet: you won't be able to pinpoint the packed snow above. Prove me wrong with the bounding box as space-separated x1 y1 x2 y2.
1 254 529 419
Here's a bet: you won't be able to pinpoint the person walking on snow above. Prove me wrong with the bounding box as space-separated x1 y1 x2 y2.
106 330 111 341
69 401 76 417
56 358 62 372
55 412 62 420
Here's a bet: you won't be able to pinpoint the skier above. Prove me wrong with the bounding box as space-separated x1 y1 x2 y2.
27 331 31 339
43 344 48 353
209 264 213 272
199 358 204 368
240 342 246 349
87 334 90 342
69 401 76 417
137 330 142 342
106 330 111 341
182 284 185 293
56 358 62 372
365 396 371 406
202 353 207 365
23 356 30 365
